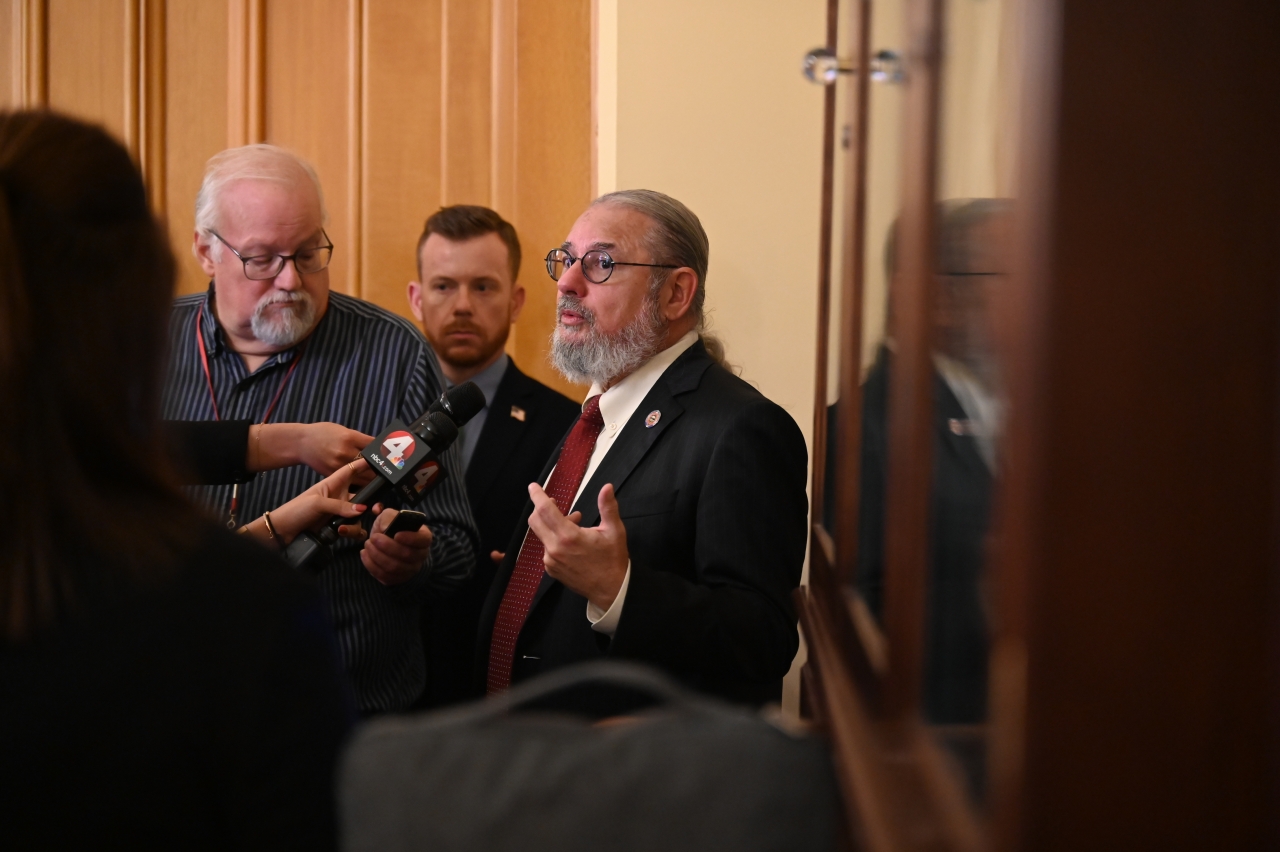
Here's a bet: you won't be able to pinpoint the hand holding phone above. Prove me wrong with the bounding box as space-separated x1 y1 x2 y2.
383 509 427 537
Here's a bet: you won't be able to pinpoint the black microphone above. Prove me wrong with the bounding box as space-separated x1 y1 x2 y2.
283 381 486 570
426 380 486 423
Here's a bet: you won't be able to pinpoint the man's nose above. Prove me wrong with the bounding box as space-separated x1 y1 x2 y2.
557 259 588 298
273 257 304 290
453 285 473 314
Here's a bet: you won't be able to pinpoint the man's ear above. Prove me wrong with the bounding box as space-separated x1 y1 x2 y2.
660 267 699 323
406 280 424 323
193 231 218 278
509 283 527 324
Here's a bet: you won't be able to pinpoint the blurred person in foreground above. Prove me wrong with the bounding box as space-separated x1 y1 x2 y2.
0 110 354 850
406 205 579 707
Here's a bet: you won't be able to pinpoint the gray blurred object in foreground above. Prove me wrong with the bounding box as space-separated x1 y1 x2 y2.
340 661 841 852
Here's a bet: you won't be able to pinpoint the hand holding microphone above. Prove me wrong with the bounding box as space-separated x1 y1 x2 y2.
283 381 486 570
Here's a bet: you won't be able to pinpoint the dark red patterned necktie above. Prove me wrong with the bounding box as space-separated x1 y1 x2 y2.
487 395 605 694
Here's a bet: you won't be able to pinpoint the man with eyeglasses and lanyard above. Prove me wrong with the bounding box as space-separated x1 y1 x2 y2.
161 144 478 715
474 189 808 710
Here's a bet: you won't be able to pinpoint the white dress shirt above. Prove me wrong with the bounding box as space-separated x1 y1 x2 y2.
933 353 1003 472
529 330 700 636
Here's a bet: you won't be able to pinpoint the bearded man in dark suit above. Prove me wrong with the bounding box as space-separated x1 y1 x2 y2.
476 190 808 708
408 205 580 707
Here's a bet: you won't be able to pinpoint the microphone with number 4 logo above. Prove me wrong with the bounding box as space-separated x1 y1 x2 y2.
283 381 486 570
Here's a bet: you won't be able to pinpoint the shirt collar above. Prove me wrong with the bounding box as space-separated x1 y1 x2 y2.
588 330 699 426
449 351 509 408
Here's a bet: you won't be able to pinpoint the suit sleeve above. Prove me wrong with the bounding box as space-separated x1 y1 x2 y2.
609 400 808 686
163 419 252 485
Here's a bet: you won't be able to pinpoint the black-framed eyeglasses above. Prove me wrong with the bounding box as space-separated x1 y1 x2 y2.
210 230 334 280
544 248 677 284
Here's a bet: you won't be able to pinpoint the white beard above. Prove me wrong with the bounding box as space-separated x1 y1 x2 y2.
251 290 317 347
551 292 667 387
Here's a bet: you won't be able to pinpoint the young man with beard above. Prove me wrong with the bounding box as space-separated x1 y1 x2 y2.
161 144 479 714
406 205 580 706
474 190 809 709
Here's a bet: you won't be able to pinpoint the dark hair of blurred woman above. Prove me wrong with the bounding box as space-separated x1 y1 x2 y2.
0 110 352 851
0 110 196 639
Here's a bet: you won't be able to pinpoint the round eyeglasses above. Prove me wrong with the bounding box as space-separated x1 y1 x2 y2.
544 248 677 284
211 230 334 280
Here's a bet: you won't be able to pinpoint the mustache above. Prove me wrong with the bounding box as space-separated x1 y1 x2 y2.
257 290 311 309
442 320 484 335
556 295 595 326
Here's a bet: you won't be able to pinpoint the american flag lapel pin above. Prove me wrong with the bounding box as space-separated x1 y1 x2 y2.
510 405 527 422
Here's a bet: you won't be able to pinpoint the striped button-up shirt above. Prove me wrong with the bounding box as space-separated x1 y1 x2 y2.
162 287 478 713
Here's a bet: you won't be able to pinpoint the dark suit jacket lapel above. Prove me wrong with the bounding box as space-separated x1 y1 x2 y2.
483 392 574 625
526 341 712 611
465 362 535 508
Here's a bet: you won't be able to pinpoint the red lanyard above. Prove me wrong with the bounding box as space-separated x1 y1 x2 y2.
194 304 307 526
194 305 305 423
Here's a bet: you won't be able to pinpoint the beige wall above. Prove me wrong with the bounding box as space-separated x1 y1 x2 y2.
605 0 827 435
599 0 829 711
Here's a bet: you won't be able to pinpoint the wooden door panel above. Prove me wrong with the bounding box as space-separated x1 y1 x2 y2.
165 0 230 295
46 0 129 144
361 0 442 319
263 0 356 295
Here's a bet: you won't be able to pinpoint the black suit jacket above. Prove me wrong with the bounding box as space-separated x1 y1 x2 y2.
853 347 993 724
474 340 809 708
419 360 580 707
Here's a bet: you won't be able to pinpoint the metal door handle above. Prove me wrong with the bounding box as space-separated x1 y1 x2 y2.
802 47 905 85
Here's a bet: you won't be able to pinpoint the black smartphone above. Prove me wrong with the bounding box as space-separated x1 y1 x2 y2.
383 510 427 537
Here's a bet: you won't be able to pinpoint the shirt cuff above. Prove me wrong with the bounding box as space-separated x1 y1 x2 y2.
587 562 631 636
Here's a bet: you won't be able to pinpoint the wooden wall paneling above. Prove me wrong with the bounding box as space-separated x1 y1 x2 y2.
123 0 139 155
986 0 1053 845
489 0 516 218
441 0 490 207
226 0 263 147
832 0 872 585
4 0 48 108
344 0 361 300
264 0 357 296
165 0 230 295
991 1 1280 848
360 0 443 319
509 0 592 399
24 0 47 106
138 0 165 213
46 0 128 142
807 0 839 533
881 0 943 720
1 0 17 107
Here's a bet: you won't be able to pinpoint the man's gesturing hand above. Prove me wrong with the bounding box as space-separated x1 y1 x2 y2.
360 505 434 586
526 482 629 611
